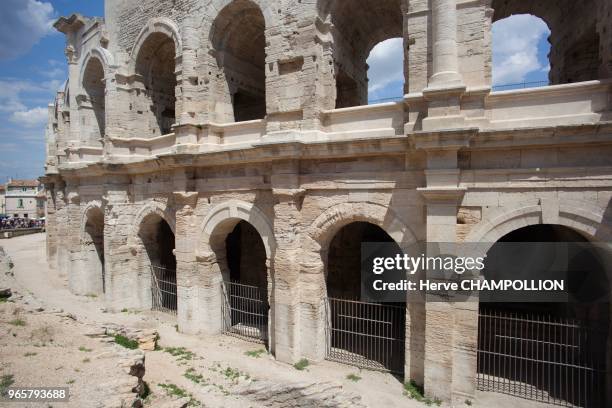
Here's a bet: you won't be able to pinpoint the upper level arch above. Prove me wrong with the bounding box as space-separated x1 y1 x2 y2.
490 0 601 85
207 0 268 122
317 0 406 108
129 18 182 136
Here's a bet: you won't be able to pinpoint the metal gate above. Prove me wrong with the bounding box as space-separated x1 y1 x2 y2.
221 281 269 344
477 307 608 407
150 265 177 314
325 298 405 374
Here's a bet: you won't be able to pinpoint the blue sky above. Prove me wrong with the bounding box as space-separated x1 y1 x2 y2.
0 2 550 182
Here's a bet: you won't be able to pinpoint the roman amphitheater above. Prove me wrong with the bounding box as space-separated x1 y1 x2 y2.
43 0 612 406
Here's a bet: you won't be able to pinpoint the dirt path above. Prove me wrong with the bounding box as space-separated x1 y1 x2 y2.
0 234 552 408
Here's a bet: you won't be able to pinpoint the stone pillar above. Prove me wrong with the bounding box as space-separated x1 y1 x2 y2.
428 0 463 89
422 0 467 131
65 183 82 294
271 187 304 363
597 0 612 80
173 192 200 334
44 181 58 267
414 130 476 404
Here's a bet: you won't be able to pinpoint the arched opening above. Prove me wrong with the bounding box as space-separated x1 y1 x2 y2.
325 221 406 375
139 214 177 313
322 0 403 108
210 0 266 122
217 220 269 345
366 38 404 104
134 32 177 136
477 225 610 406
491 1 601 87
83 207 105 294
82 57 105 144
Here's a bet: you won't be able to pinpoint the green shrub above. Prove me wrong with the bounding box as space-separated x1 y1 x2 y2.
293 358 309 371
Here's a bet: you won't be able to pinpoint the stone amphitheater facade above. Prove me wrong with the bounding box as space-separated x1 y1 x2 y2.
44 0 612 404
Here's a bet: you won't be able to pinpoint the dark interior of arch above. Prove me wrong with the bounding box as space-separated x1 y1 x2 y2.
82 58 106 143
323 0 402 108
212 0 266 122
479 224 609 405
225 220 267 288
492 0 600 85
140 215 176 271
84 208 105 292
135 32 177 135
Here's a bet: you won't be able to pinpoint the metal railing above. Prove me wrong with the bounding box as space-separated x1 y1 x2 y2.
221 281 269 345
477 307 608 407
150 265 177 315
325 297 406 374
492 80 549 91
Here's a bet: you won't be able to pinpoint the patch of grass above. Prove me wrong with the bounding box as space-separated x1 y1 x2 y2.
293 358 309 371
24 352 37 357
8 319 26 327
114 334 139 350
164 347 195 361
0 297 9 303
66 379 75 385
403 380 441 406
184 368 206 384
78 346 92 352
121 308 128 313
85 293 97 298
244 349 266 358
0 374 15 395
174 324 179 332
346 373 361 382
82 358 91 363
157 383 200 406
222 366 241 381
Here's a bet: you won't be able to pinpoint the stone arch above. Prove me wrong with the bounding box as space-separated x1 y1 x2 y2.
80 201 104 242
79 52 108 144
306 202 417 255
490 0 600 84
129 17 182 136
129 17 183 71
465 199 612 248
130 201 176 246
79 47 115 86
198 199 275 259
205 0 269 122
316 0 407 108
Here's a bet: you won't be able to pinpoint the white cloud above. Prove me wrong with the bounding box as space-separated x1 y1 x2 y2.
492 14 550 85
9 106 49 128
0 0 56 61
367 38 404 95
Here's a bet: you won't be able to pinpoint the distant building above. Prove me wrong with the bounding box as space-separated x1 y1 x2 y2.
5 179 40 219
0 185 5 216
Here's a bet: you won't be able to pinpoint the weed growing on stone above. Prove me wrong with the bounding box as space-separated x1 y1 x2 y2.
293 358 309 371
244 349 266 358
114 334 138 349
8 319 25 326
157 383 200 406
164 347 195 361
403 380 441 406
184 368 206 384
346 373 361 382
23 352 37 357
0 374 14 395
78 346 92 352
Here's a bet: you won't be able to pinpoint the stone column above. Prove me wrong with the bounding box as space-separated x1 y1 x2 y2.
173 192 200 334
271 187 304 363
65 183 82 294
269 159 303 363
428 0 463 89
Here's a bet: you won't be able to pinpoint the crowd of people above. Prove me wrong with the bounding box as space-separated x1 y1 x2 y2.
0 217 45 230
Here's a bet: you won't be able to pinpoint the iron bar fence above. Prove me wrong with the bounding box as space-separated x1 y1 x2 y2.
477 307 607 407
150 265 177 315
492 80 549 91
324 297 406 374
221 281 269 345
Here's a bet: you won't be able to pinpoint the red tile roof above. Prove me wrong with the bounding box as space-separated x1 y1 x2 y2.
7 179 39 188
